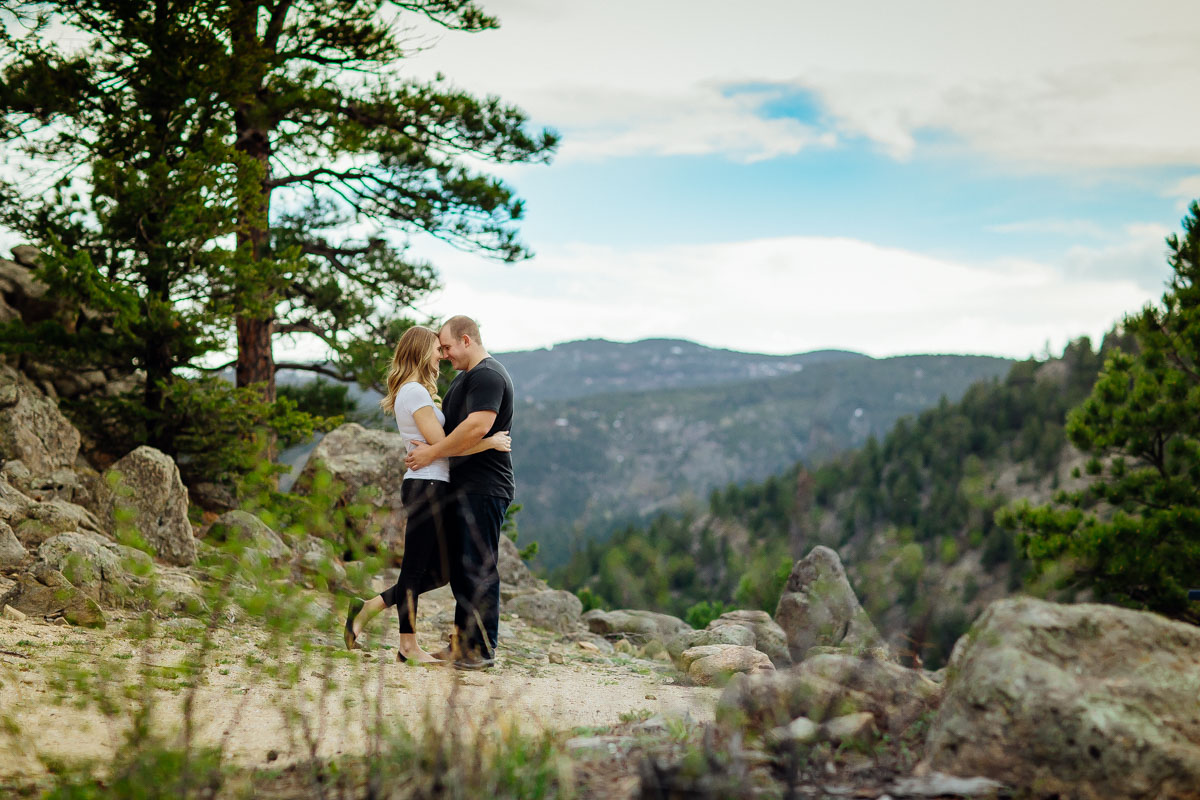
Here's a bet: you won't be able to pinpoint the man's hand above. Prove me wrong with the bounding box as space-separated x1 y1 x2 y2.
405 441 434 471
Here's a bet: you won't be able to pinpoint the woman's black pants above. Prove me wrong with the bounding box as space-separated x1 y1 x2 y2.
380 478 449 634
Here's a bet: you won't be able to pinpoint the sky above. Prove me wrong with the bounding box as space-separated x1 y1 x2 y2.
379 0 1200 358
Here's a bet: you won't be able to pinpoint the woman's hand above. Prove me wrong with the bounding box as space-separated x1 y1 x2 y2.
487 430 512 452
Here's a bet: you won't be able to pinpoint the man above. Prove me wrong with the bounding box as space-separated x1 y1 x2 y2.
405 315 514 670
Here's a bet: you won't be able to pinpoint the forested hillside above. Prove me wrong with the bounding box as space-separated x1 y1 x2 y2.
555 333 1130 667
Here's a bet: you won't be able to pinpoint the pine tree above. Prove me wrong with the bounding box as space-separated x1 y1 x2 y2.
1001 202 1200 622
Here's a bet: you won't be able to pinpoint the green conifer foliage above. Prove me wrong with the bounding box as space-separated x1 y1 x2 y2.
1002 202 1200 622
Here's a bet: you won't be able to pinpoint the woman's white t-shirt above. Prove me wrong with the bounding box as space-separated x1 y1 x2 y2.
394 382 450 482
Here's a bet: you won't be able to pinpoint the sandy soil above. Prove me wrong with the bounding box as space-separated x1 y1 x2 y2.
0 584 719 778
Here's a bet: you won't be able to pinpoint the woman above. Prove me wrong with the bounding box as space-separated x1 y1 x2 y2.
343 325 511 663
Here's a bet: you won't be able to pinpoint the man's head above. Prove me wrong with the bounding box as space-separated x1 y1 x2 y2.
438 315 485 371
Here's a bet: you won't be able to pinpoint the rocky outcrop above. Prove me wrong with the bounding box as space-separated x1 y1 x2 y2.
292 424 407 561
0 520 25 568
1 563 105 627
0 362 81 476
291 534 347 588
679 644 774 686
774 546 887 663
104 446 195 566
718 652 942 735
921 597 1200 799
706 609 791 668
13 498 106 547
498 534 548 599
37 531 153 607
507 589 583 634
667 625 756 664
582 608 691 644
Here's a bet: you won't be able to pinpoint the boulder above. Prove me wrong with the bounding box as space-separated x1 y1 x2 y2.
717 652 942 734
921 597 1200 800
14 498 107 547
37 531 153 607
0 520 26 568
506 589 583 634
582 608 691 644
0 564 105 627
293 424 409 560
104 446 194 566
667 625 756 664
153 568 208 616
291 534 347 588
207 510 292 568
680 644 774 686
0 363 81 476
707 609 792 668
0 472 34 525
774 546 887 663
498 534 547 599
822 711 877 745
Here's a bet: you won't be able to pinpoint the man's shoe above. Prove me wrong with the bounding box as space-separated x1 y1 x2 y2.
452 653 496 671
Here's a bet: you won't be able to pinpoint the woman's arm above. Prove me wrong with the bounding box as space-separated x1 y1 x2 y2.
410 407 510 455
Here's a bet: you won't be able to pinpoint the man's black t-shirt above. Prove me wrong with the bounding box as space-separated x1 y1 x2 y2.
442 357 515 501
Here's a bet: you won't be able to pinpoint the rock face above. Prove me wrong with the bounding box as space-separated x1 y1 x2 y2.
1 564 105 627
292 424 407 560
707 609 792 668
14 498 106 547
680 644 774 686
507 589 583 634
104 446 195 566
718 652 942 735
0 362 81 476
774 546 887 662
922 597 1200 800
582 608 691 644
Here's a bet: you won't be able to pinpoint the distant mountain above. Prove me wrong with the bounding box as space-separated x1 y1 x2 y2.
495 338 865 402
509 351 1013 565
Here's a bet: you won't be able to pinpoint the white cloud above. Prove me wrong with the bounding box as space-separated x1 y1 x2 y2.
404 232 1165 359
401 0 1200 170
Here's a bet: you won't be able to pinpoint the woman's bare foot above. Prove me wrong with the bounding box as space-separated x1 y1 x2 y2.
397 634 445 664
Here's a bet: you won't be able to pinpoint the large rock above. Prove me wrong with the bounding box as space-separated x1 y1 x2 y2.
0 362 81 476
582 608 691 644
498 534 548 599
922 597 1200 799
774 546 887 662
207 510 292 568
0 564 105 627
667 625 756 664
718 652 942 734
0 520 26 568
0 472 34 525
291 534 347 588
37 531 153 607
104 446 195 566
707 609 792 668
681 644 774 686
13 498 106 547
506 589 583 634
292 424 407 560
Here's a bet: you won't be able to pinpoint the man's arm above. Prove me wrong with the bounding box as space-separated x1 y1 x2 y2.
405 410 497 470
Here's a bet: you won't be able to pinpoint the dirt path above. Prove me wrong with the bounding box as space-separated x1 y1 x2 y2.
0 585 719 777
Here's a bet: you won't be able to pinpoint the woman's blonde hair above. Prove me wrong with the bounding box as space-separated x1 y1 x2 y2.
380 326 441 415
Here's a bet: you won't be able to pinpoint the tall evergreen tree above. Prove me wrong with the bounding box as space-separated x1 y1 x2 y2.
0 0 554 468
1002 202 1200 622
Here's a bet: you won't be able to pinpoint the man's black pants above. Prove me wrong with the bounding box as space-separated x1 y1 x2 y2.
446 491 509 659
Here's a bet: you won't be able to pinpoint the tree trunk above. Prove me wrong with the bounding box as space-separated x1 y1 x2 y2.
235 315 275 401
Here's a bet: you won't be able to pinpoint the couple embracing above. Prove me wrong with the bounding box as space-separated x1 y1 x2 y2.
344 315 514 671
